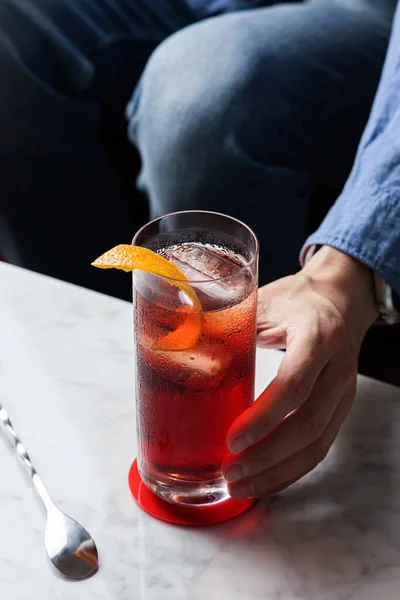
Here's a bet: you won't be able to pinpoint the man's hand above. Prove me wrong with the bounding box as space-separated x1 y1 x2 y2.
222 246 378 499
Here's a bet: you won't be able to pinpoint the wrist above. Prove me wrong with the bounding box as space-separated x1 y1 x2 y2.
302 245 378 329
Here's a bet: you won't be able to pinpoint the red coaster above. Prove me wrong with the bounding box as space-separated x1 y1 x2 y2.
128 460 255 527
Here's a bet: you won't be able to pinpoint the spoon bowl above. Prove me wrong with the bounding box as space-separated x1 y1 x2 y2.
45 509 99 579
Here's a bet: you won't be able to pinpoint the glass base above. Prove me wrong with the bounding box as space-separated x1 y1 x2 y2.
139 461 230 506
129 459 256 526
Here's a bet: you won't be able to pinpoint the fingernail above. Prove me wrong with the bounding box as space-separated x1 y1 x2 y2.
224 463 248 483
229 434 253 454
229 481 256 500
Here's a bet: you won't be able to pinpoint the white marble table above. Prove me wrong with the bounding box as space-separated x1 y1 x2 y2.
1 262 400 600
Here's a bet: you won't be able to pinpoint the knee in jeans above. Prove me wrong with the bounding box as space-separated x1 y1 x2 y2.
128 17 300 173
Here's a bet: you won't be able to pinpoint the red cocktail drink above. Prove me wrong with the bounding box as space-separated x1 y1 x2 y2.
133 212 258 505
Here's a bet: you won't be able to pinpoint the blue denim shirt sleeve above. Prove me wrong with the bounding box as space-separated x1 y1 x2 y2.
301 2 400 296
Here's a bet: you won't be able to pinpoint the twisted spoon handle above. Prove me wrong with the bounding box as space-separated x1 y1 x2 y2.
0 403 54 512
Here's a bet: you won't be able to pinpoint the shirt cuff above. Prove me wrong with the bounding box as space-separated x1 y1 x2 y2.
300 186 400 298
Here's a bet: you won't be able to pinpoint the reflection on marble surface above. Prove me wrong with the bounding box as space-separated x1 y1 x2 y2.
1 262 400 600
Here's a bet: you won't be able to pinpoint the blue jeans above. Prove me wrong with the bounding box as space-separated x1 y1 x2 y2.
0 0 396 299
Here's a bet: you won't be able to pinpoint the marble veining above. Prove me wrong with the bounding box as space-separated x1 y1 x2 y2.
1 262 400 599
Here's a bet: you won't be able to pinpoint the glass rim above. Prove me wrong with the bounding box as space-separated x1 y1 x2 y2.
131 210 259 285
